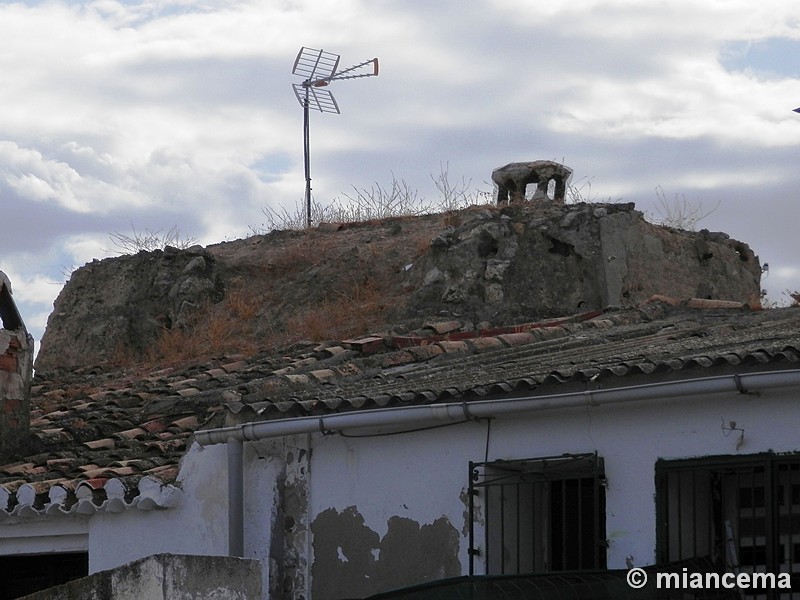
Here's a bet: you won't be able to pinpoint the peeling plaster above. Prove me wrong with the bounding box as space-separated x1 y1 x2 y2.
280 439 310 600
460 486 478 538
248 436 312 600
310 506 460 600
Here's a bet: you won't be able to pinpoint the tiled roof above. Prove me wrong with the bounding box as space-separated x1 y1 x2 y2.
2 299 799 519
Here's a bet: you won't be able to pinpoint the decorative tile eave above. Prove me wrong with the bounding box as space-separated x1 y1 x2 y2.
0 474 181 520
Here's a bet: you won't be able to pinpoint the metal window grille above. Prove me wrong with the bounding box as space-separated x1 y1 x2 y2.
468 453 607 576
656 453 800 599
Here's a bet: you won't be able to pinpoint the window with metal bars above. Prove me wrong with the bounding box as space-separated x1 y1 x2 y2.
468 453 607 576
656 453 800 599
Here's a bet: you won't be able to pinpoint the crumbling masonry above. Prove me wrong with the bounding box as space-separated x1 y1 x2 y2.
0 271 33 458
492 160 573 204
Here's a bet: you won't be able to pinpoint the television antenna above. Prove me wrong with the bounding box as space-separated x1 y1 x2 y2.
292 47 379 227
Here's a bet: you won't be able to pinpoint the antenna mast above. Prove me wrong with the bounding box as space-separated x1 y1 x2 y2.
292 47 379 228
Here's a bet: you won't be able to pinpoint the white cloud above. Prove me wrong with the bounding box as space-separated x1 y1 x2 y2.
0 141 150 213
0 261 65 345
482 1 800 146
773 266 800 282
0 0 798 343
63 233 115 266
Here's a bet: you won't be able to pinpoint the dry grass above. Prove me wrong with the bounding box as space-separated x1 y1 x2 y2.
264 238 327 276
145 311 260 367
137 269 395 366
111 209 451 368
225 287 261 320
251 167 495 234
127 284 263 367
283 273 394 342
649 186 720 231
108 225 197 255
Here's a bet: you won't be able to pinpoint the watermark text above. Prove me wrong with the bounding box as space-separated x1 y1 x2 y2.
627 567 791 591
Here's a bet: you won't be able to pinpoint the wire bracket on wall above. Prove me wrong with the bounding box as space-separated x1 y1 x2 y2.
583 388 600 407
721 418 745 450
733 374 759 396
319 417 334 436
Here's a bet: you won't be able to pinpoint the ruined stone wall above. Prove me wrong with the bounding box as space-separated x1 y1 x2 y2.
0 272 33 459
34 203 762 374
405 202 761 324
35 246 223 375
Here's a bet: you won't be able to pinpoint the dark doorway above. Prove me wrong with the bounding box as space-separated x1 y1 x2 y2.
0 553 88 599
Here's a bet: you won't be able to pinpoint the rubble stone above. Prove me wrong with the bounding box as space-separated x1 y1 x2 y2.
35 247 223 374
0 271 33 459
492 160 574 204
33 201 762 374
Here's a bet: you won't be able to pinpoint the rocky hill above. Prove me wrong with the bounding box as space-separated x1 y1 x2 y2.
34 201 762 375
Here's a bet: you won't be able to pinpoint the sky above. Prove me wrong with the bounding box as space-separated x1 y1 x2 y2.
1 0 799 349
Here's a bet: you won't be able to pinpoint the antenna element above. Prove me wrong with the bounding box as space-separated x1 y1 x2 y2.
292 47 379 227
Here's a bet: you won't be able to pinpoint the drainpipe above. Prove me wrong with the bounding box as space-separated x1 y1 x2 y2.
196 369 800 561
196 369 800 447
227 436 244 557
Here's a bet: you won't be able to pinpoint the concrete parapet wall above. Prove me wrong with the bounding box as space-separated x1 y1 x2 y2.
20 553 263 600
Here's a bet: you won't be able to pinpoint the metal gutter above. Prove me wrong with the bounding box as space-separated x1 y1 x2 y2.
195 369 800 447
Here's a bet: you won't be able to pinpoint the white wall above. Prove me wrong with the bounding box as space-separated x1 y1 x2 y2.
88 443 230 573
303 384 800 573
13 380 794 598
0 518 88 555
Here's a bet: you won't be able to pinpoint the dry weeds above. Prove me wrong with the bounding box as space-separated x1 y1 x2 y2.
112 210 450 368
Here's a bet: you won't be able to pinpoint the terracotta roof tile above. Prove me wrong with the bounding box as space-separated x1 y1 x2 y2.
468 337 505 351
168 378 199 390
309 369 336 382
175 387 201 397
115 427 149 440
83 438 116 450
406 345 444 361
425 320 462 334
343 336 385 354
221 360 249 373
497 332 536 346
169 415 199 430
2 302 799 520
434 339 467 354
316 345 348 359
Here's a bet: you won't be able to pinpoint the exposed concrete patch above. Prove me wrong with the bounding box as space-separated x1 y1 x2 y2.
280 442 310 600
376 516 461 590
460 486 481 538
311 506 379 599
311 506 461 600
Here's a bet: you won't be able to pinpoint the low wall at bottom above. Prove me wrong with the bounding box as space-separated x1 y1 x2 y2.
21 553 262 600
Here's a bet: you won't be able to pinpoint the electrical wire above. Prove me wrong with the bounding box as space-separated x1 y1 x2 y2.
337 418 478 438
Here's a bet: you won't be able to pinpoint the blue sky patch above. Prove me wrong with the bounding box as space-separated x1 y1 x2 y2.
720 38 800 79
